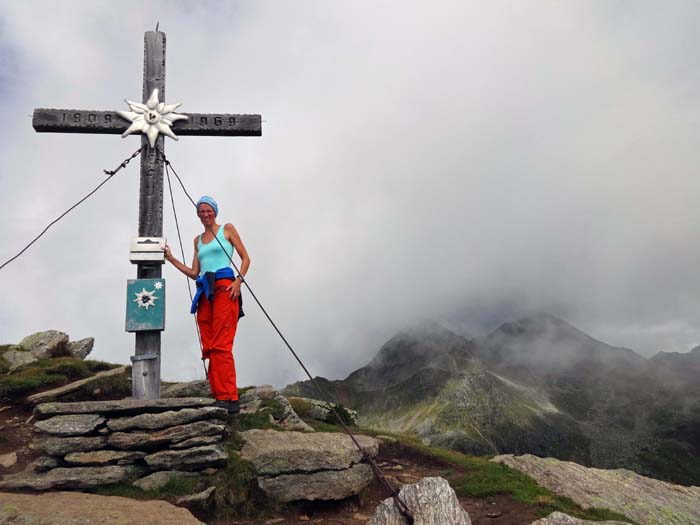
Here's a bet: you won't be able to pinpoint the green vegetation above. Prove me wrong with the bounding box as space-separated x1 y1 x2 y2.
638 439 700 486
288 396 313 418
361 428 637 523
258 397 286 419
92 473 201 499
210 442 274 520
325 403 354 426
0 358 119 399
0 345 17 374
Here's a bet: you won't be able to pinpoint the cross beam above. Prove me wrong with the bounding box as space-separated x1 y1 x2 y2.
32 30 261 400
32 109 261 136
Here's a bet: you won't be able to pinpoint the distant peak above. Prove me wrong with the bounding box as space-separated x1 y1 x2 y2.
399 319 458 338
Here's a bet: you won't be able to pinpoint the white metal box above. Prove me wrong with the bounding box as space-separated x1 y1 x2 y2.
129 237 166 264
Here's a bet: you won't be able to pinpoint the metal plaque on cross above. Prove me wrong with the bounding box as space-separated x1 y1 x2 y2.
126 278 165 332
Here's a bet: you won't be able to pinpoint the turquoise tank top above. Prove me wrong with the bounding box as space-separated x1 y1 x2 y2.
197 225 234 276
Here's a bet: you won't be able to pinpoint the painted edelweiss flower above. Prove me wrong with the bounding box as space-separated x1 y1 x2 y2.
117 88 188 148
133 288 159 310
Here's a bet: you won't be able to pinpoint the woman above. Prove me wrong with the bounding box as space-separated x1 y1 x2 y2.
164 195 250 414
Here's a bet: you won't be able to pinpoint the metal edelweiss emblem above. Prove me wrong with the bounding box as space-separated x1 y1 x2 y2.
117 88 188 148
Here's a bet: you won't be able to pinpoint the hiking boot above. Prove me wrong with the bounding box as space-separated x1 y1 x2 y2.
213 399 240 415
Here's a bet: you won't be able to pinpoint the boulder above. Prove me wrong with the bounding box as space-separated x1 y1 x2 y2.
31 435 107 455
133 470 200 491
19 330 69 358
144 445 228 471
0 452 17 469
259 463 373 502
64 450 146 466
273 394 315 432
176 486 215 508
492 454 700 525
0 465 129 490
2 348 38 372
0 491 205 524
242 384 277 401
289 396 358 424
530 512 630 525
67 337 94 359
239 387 313 430
34 397 215 420
367 477 471 525
107 406 227 431
28 456 60 472
108 420 226 450
240 429 378 475
160 380 211 398
34 414 105 436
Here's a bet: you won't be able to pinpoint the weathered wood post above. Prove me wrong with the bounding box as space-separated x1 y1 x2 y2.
132 31 166 399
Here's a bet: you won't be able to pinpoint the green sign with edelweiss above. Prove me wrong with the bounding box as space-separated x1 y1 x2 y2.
125 278 165 332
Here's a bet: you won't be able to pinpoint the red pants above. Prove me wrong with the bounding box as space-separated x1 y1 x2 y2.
197 279 239 401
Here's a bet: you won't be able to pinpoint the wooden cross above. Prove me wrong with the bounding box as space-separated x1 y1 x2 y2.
32 30 262 400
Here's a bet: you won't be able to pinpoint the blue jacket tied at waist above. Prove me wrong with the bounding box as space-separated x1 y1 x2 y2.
191 267 244 319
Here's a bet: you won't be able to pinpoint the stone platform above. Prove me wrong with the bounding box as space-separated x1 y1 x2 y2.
0 398 229 490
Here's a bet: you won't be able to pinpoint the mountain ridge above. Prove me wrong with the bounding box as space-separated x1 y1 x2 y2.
283 313 700 485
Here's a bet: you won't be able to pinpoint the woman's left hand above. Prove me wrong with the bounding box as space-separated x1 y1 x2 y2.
227 279 242 300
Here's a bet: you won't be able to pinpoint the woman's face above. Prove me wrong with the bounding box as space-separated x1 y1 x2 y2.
197 204 216 226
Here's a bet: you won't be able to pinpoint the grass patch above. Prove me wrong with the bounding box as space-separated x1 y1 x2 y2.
288 397 313 418
306 419 345 433
325 403 354 426
259 398 286 419
234 412 281 434
92 473 201 500
367 429 636 523
0 357 121 399
210 442 274 520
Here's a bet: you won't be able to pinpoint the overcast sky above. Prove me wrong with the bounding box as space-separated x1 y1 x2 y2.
1 1 699 388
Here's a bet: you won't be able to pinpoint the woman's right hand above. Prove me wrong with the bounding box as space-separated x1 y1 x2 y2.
163 244 172 261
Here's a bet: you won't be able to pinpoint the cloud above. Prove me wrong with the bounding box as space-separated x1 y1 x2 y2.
1 1 700 387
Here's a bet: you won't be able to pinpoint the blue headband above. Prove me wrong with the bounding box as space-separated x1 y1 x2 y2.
196 196 218 216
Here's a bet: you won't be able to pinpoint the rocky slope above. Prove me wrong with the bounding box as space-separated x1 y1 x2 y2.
493 454 700 525
284 315 700 485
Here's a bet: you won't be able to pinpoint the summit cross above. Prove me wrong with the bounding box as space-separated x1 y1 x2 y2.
32 30 262 400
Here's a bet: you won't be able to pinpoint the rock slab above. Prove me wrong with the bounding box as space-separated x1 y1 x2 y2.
368 477 471 525
31 435 107 455
0 465 129 490
240 429 378 474
109 420 226 450
107 406 226 431
0 491 205 524
259 463 373 502
26 366 128 405
529 512 630 525
34 414 105 436
493 454 700 525
64 450 146 466
144 444 228 471
33 397 215 420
